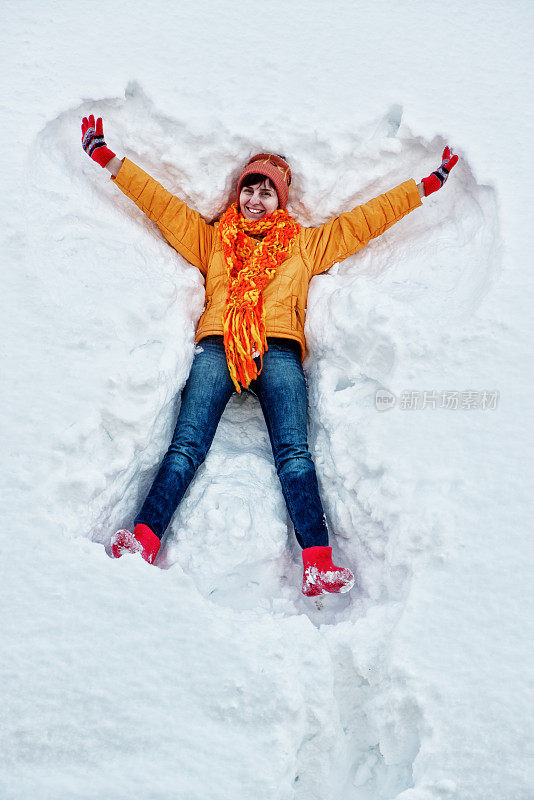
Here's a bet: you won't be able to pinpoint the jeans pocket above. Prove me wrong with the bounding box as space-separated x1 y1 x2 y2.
267 337 301 359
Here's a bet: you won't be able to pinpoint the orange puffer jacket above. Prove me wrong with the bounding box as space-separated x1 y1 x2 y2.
111 158 422 360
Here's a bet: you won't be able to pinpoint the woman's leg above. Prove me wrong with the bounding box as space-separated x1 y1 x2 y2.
250 339 329 549
134 337 236 539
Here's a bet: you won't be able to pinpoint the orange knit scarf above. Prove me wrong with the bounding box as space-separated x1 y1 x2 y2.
218 203 300 393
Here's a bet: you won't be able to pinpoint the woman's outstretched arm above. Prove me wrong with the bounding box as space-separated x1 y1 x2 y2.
81 114 214 275
303 178 422 277
303 147 458 277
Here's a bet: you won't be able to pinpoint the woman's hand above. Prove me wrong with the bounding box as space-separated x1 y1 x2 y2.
81 114 116 168
420 146 459 197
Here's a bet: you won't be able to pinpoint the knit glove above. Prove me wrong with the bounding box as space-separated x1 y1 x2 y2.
81 114 116 168
421 146 459 196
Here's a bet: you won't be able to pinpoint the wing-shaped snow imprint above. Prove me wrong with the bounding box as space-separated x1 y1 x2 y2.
38 89 498 799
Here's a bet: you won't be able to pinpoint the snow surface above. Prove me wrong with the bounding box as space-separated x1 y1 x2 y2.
2 1 534 799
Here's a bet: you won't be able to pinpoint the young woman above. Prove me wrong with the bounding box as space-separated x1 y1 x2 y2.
81 114 458 597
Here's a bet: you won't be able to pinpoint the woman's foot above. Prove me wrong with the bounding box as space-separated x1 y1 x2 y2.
110 524 161 565
301 546 355 597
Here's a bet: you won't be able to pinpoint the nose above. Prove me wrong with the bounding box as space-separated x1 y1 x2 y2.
248 189 263 206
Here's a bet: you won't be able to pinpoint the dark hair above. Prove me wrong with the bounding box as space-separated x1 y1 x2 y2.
240 173 276 191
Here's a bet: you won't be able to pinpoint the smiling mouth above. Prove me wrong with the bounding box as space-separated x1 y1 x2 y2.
246 206 265 215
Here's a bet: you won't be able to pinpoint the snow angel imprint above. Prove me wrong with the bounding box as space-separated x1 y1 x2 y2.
81 114 458 596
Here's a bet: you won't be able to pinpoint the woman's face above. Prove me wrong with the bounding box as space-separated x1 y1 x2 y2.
239 179 279 220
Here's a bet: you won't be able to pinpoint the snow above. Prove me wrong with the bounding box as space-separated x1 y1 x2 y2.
2 1 533 798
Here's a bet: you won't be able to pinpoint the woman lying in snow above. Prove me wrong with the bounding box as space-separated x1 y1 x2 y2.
81 115 458 597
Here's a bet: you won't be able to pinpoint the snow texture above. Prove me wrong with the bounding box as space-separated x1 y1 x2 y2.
2 1 533 799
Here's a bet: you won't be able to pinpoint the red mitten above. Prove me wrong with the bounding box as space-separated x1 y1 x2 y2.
81 114 116 168
421 146 459 196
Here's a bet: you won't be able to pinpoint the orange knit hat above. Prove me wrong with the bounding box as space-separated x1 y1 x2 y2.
236 153 292 209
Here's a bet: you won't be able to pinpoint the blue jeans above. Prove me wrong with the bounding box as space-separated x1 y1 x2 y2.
134 335 329 549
